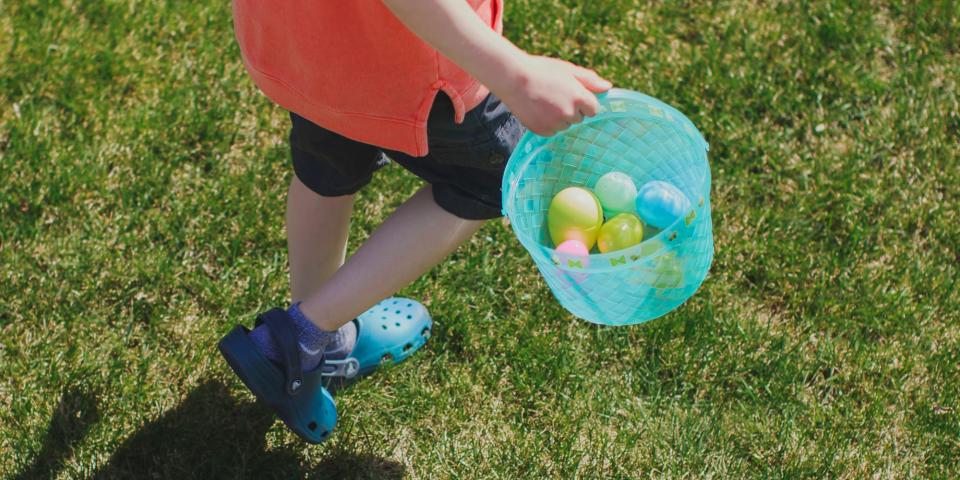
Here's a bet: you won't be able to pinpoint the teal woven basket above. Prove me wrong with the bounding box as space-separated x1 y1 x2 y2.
501 88 713 326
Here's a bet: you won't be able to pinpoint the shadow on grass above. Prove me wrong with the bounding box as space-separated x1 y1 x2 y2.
17 379 404 480
14 385 101 480
93 379 406 479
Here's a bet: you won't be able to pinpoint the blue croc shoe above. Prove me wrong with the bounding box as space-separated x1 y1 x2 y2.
320 297 432 385
218 308 337 444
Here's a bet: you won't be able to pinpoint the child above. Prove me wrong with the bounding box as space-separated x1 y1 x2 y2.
218 0 611 443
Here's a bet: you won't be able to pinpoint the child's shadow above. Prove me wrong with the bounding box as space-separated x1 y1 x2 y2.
17 380 405 480
93 379 406 479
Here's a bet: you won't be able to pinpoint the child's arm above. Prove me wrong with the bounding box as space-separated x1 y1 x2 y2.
382 0 611 136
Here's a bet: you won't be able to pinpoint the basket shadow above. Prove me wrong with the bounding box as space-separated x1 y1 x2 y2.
14 385 101 480
90 379 405 480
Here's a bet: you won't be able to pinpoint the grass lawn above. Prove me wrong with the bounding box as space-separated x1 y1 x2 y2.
1 0 958 478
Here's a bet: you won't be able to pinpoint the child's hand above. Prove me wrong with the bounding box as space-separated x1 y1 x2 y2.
495 55 612 137
381 0 611 136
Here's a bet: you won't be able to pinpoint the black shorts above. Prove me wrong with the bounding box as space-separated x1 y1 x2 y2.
290 93 525 220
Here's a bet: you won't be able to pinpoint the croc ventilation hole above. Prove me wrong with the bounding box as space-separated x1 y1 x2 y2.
403 343 413 352
381 353 393 363
308 421 317 431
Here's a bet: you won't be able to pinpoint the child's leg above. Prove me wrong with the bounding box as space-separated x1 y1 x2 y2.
298 184 483 331
285 175 354 302
247 175 359 367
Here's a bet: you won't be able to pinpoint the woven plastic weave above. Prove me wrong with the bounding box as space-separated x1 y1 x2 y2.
501 89 713 326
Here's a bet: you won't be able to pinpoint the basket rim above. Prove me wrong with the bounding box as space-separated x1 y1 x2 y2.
502 88 711 273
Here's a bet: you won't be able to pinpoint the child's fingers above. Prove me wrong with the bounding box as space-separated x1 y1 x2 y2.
570 64 612 93
576 89 600 118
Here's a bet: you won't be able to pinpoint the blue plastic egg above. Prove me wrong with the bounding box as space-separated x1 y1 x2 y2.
635 180 691 229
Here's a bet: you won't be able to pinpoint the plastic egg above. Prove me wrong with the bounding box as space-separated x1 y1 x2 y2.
597 213 645 254
547 187 603 250
553 239 590 285
554 239 590 269
650 252 684 289
635 180 691 229
594 171 637 218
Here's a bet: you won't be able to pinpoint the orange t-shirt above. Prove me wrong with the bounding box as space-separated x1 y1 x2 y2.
233 0 504 157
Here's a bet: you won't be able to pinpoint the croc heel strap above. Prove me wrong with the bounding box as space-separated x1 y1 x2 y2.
256 308 305 395
322 358 361 379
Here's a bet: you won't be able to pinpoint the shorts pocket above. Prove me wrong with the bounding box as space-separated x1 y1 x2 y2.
428 111 523 170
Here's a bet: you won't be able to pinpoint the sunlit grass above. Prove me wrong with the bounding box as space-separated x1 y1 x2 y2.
1 0 957 478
